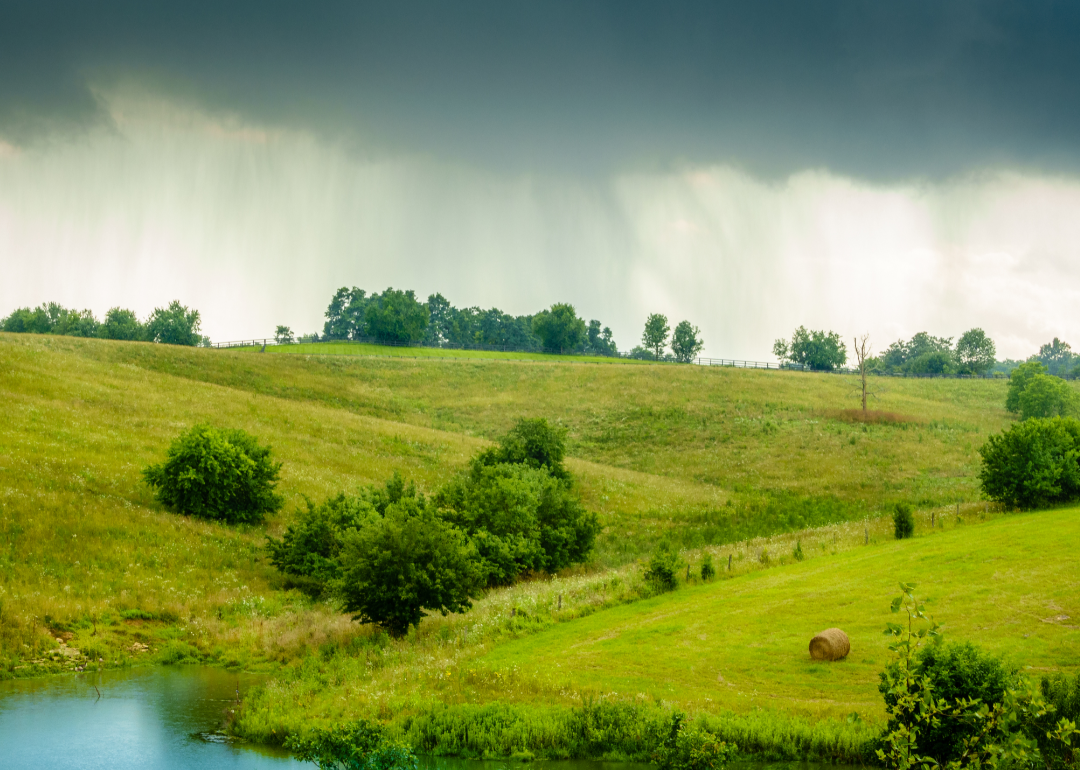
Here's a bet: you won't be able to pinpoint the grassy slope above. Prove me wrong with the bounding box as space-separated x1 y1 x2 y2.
262 341 646 364
2 332 1074 755
481 508 1080 721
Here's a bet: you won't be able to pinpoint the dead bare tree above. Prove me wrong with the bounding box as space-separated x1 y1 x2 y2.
854 334 871 412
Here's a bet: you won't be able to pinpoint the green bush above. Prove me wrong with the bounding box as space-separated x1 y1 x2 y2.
880 640 1017 765
287 719 418 770
1039 673 1080 769
978 416 1080 508
644 545 680 592
700 554 715 581
655 714 737 770
892 503 914 539
142 425 283 524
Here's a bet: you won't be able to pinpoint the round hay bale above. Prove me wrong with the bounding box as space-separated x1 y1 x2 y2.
809 628 850 661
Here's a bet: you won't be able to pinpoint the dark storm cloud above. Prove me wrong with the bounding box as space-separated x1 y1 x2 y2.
3 1 1080 179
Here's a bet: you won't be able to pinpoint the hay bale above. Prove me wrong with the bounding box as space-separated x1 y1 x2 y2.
809 628 850 661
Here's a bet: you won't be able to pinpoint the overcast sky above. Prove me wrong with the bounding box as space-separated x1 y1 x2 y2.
3 1 1080 358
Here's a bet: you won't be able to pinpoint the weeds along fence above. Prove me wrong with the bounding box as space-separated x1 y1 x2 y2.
211 336 1005 378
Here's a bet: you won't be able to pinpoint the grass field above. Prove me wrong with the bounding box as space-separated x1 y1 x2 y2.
260 340 647 365
0 331 1073 760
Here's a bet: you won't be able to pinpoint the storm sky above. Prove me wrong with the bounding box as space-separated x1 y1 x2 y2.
3 1 1080 357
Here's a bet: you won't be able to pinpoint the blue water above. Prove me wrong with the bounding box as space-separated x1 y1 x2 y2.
0 666 302 769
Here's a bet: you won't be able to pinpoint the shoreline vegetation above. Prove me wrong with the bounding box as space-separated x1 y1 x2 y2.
2 332 1078 765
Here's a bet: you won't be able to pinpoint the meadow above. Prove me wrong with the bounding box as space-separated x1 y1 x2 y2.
0 331 1072 761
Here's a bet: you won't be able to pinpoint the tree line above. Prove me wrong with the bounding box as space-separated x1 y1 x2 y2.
1 301 207 346
281 285 707 361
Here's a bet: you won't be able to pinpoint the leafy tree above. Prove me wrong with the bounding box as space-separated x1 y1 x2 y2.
274 325 295 344
893 502 914 539
628 346 656 361
337 502 480 637
266 493 377 596
773 326 847 371
52 307 99 337
98 307 145 341
142 425 283 524
1019 374 1078 420
364 288 429 343
1005 361 1049 413
145 300 203 346
878 332 954 374
584 319 617 356
670 321 704 363
955 328 996 376
532 303 586 353
424 292 453 345
2 303 100 337
978 417 1080 508
323 287 369 340
642 314 670 359
1033 337 1076 377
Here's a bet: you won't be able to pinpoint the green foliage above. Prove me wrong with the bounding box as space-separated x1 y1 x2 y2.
584 319 617 356
424 292 543 351
644 544 680 592
337 502 481 637
1019 374 1078 420
474 417 570 480
286 719 418 770
1005 361 1048 413
792 539 805 561
700 553 715 580
880 641 1018 764
773 326 847 371
1033 338 1076 377
2 302 99 337
364 288 429 344
671 321 704 363
978 417 1080 508
655 714 737 770
275 325 295 344
98 307 145 341
142 425 283 524
642 313 671 360
1039 673 1080 769
955 328 996 376
145 300 204 346
532 303 587 354
266 493 377 596
323 286 369 340
877 332 955 375
877 584 1078 770
893 503 915 539
905 350 954 376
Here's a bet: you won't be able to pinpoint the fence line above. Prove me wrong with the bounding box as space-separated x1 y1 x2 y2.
210 337 1007 378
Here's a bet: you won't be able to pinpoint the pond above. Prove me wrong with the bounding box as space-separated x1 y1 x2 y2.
0 666 857 770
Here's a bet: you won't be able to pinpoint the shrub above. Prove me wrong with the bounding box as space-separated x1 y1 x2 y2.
473 417 570 481
978 416 1080 508
792 540 805 561
655 714 737 770
880 640 1018 764
700 554 715 581
142 425 283 524
645 545 680 592
892 503 914 539
1039 673 1080 769
287 719 418 770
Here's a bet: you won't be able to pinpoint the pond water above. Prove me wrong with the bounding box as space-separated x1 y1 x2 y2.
0 666 302 769
0 666 857 770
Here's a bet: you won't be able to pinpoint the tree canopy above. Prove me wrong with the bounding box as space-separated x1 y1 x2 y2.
641 314 670 359
670 320 704 363
955 328 996 375
532 303 587 354
773 326 847 371
145 301 204 346
1 301 206 346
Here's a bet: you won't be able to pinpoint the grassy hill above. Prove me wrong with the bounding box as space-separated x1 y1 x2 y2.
0 331 1071 759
